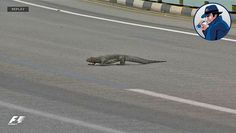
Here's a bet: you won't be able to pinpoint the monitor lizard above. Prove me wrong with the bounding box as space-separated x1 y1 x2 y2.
86 54 166 65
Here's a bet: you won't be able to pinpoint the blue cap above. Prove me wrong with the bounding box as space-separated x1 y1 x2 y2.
201 5 222 18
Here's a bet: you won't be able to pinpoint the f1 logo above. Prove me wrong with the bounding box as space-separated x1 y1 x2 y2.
8 116 25 125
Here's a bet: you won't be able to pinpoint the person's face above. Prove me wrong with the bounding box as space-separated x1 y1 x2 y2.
206 13 217 23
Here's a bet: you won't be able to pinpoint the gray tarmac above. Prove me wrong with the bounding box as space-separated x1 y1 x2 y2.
0 0 236 133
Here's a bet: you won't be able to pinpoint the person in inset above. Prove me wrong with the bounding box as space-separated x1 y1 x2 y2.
198 4 230 40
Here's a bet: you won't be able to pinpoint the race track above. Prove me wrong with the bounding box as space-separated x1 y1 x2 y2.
0 0 236 133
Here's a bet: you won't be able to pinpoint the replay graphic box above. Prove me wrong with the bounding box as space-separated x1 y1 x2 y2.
7 6 29 12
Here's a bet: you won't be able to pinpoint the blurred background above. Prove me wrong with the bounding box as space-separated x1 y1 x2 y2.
156 0 236 11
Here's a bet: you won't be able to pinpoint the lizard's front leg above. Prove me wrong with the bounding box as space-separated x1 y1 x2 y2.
119 56 126 65
103 59 119 65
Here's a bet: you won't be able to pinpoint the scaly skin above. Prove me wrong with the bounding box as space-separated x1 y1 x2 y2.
86 54 166 65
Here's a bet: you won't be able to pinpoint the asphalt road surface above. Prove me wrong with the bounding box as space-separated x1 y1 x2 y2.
0 0 236 133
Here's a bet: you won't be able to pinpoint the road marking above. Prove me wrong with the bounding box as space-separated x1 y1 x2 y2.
10 0 236 115
0 100 125 133
13 0 236 43
127 89 236 115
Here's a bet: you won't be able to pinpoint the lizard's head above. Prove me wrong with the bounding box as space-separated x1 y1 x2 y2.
86 57 96 65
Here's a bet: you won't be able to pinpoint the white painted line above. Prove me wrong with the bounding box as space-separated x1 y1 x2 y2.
14 0 59 11
0 100 125 133
127 89 236 115
222 38 236 42
13 0 236 43
13 0 197 36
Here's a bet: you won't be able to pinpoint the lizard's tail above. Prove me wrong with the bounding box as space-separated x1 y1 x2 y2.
125 56 166 64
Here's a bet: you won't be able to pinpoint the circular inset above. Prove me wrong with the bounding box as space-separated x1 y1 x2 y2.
193 3 231 41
